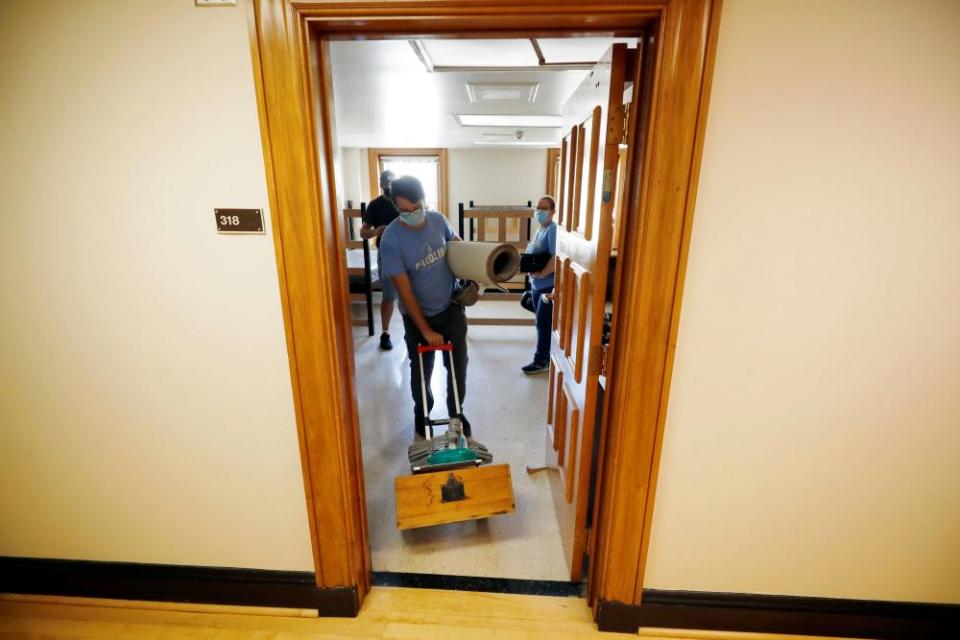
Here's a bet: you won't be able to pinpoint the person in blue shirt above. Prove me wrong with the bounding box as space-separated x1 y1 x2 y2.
379 176 472 442
522 195 558 375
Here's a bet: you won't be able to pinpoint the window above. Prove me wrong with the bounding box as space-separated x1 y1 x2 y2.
380 156 440 211
368 148 448 214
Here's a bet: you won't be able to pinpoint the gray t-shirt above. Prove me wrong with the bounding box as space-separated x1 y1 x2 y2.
379 212 457 317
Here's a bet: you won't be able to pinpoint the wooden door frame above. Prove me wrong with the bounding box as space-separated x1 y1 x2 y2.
246 0 722 628
545 147 561 196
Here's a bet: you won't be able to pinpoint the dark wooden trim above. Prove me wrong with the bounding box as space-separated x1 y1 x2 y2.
595 598 641 633
595 590 960 640
0 557 359 617
372 571 583 597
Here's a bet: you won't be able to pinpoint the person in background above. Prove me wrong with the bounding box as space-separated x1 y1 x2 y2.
378 176 473 443
522 195 558 375
360 170 399 350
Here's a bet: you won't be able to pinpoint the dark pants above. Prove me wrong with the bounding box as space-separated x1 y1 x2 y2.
532 286 554 365
402 303 469 437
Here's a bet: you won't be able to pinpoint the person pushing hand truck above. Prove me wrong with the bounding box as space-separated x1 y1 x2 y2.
378 175 476 445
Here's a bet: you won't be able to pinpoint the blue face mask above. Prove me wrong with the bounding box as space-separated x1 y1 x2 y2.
534 209 551 225
400 207 425 227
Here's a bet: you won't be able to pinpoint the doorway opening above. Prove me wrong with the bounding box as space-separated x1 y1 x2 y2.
247 0 720 621
330 34 647 586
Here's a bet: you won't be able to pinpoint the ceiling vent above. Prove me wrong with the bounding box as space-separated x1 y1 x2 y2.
465 83 540 104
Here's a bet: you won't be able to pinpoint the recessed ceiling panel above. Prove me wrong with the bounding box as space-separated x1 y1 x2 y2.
466 82 540 104
424 39 538 68
537 37 638 64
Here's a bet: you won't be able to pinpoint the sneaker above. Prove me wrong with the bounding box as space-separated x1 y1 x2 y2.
379 332 393 350
522 361 549 375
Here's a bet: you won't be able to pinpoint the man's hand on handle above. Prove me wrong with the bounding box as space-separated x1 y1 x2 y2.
422 329 444 346
392 272 444 345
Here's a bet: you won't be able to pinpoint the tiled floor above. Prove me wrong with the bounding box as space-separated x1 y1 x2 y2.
353 300 570 582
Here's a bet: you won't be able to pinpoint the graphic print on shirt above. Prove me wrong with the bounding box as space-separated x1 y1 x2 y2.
378 212 457 317
414 242 447 273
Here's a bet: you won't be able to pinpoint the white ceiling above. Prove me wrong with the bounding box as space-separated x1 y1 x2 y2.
328 38 635 149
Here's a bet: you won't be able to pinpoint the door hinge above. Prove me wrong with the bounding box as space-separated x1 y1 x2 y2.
590 345 607 377
607 104 628 145
621 105 630 145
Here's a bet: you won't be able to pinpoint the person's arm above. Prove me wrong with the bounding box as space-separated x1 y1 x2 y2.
533 255 556 279
440 213 461 241
360 203 385 239
360 223 385 239
391 273 443 346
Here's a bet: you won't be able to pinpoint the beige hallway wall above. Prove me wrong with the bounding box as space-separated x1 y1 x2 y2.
644 0 960 603
0 0 314 571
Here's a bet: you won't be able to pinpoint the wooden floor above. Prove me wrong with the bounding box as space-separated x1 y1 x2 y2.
0 588 848 639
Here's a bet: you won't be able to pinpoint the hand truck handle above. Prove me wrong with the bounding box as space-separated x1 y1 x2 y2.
415 341 462 424
417 343 453 353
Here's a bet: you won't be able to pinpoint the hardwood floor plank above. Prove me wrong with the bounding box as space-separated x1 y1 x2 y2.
0 603 382 637
0 594 317 619
381 621 528 639
360 609 598 635
361 587 592 622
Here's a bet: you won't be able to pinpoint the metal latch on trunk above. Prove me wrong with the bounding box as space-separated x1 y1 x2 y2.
440 474 466 503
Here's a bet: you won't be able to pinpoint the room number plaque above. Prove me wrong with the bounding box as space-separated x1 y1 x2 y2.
215 208 264 234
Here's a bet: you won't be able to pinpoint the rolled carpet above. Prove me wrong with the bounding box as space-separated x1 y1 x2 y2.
446 241 521 287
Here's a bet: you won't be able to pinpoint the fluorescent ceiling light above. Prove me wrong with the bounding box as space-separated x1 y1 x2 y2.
456 115 562 128
536 37 638 64
473 141 559 147
423 39 538 68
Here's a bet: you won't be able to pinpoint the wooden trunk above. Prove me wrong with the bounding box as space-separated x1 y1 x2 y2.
395 464 516 530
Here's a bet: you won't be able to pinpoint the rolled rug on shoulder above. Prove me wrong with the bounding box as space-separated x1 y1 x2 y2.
446 241 521 289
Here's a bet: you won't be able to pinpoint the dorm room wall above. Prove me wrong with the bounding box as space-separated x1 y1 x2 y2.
0 0 314 570
337 147 548 223
447 148 548 216
339 147 367 209
644 0 960 604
